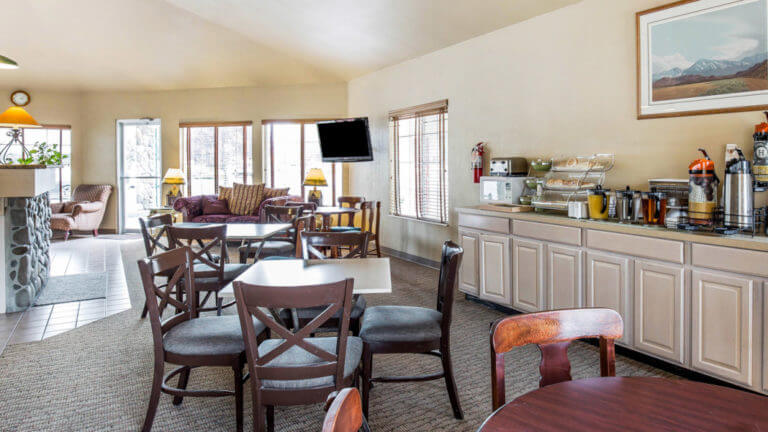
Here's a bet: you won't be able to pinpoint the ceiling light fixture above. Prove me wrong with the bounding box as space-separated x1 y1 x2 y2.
0 55 18 70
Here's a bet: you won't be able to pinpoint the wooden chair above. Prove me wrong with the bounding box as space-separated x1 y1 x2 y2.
233 278 360 432
361 201 381 258
138 247 268 432
167 224 248 315
285 201 318 215
239 205 303 262
489 308 623 410
360 241 463 419
138 214 174 319
332 196 365 232
322 388 370 432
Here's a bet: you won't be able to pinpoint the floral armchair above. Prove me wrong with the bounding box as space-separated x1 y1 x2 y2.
50 184 113 241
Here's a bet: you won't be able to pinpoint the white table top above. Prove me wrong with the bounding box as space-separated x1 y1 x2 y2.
176 222 292 241
219 258 392 298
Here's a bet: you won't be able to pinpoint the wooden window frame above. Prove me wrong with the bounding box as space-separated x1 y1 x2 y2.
389 99 449 225
19 124 72 202
180 121 252 195
261 119 342 204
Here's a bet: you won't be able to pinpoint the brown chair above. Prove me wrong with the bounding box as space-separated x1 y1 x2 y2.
489 308 623 410
50 184 113 240
233 278 361 432
285 201 318 215
332 196 365 232
167 224 248 315
138 214 174 319
238 205 304 262
138 247 268 432
322 388 370 432
361 201 381 258
360 241 463 419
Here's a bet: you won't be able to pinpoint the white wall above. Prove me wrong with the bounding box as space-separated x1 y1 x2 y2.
347 0 764 261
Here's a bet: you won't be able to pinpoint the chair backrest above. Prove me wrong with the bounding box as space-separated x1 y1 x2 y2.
138 214 174 257
359 201 381 234
137 247 196 353
489 308 623 410
72 184 113 204
233 278 355 396
436 241 463 334
167 224 228 283
285 201 318 215
301 232 369 260
337 196 364 227
322 388 367 432
264 205 301 223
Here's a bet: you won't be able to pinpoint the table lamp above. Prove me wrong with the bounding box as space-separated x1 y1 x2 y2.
303 168 327 206
162 168 186 207
0 106 41 165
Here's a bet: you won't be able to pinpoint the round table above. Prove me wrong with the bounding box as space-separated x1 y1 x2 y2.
478 377 768 432
314 206 360 231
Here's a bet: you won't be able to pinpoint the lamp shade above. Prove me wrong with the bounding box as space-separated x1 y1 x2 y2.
162 168 186 184
0 106 40 128
303 168 328 187
0 55 18 70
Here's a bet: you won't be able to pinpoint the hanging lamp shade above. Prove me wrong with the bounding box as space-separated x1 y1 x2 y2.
0 55 18 70
0 106 41 128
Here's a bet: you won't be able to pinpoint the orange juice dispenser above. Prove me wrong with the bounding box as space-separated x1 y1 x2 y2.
688 149 719 225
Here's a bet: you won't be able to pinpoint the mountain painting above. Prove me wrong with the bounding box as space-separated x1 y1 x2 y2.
650 0 768 102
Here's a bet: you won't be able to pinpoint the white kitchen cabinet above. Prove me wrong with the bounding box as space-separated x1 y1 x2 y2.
691 270 760 388
633 260 686 364
479 234 510 304
458 229 480 295
586 252 632 345
546 244 583 310
512 238 545 313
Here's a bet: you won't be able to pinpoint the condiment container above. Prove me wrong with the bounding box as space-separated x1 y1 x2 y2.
616 186 634 223
587 186 610 220
567 201 588 219
646 191 668 226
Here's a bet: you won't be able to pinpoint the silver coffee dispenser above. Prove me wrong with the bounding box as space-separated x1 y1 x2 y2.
724 149 754 229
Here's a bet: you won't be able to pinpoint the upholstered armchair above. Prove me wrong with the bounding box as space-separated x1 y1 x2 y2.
50 184 113 241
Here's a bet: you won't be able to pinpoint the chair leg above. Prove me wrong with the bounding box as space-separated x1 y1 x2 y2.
254 403 265 432
172 367 191 405
216 296 223 316
375 235 381 258
63 230 70 242
440 343 463 420
141 302 149 319
234 364 244 432
142 363 163 432
361 344 372 418
266 406 275 432
93 229 99 237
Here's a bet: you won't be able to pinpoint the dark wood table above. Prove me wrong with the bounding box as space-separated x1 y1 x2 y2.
314 206 360 231
175 222 292 262
478 377 768 432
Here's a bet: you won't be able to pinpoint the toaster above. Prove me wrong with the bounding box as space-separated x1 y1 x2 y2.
490 157 528 177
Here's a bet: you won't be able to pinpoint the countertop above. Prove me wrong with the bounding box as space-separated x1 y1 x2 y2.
456 206 768 252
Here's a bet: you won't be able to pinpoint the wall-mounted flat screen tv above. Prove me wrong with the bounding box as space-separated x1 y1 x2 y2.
317 117 373 162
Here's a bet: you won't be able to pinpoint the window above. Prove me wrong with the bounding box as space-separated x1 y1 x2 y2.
0 125 72 202
389 100 449 224
262 120 342 205
180 122 253 195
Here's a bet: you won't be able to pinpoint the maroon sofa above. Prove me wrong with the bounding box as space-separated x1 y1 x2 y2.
173 194 302 223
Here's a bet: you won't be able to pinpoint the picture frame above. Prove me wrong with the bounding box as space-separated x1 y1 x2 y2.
637 0 768 119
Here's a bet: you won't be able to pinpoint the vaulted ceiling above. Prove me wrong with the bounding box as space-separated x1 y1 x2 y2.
0 0 579 91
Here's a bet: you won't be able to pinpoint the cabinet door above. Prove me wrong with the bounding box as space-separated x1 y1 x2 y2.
458 230 480 295
691 270 760 388
512 238 545 313
479 234 510 304
586 252 631 345
633 260 685 364
547 245 583 310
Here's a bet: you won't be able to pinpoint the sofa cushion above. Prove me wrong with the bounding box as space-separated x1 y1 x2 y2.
227 215 262 223
263 187 290 203
229 183 265 216
219 186 233 202
190 214 231 223
202 197 229 215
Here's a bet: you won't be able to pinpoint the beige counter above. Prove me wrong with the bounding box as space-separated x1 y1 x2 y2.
456 206 768 253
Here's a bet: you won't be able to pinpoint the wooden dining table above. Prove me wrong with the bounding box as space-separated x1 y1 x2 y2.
175 222 292 262
477 377 768 431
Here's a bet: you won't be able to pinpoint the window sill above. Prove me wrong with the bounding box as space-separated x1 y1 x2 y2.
388 214 449 227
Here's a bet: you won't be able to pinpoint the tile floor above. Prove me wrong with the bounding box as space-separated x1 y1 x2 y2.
0 235 135 354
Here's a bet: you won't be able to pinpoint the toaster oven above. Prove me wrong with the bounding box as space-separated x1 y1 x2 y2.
480 176 526 205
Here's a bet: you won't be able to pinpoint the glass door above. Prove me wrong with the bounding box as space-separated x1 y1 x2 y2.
117 119 162 232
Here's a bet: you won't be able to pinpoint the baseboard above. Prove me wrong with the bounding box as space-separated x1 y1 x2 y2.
381 246 439 269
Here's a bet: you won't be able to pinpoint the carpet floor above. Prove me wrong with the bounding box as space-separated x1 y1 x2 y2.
0 240 673 431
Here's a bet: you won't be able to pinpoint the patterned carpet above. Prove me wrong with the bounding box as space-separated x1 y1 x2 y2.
0 240 672 431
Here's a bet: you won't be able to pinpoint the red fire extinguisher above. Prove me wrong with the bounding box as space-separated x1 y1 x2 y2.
471 142 485 183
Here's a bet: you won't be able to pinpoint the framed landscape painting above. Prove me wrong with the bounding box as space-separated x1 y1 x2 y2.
637 0 768 119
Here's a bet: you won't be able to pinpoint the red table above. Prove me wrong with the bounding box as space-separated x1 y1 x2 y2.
478 377 768 431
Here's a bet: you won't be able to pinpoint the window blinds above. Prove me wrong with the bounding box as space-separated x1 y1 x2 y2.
389 99 448 224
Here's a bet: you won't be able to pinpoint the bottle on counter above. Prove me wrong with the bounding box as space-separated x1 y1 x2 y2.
688 148 719 225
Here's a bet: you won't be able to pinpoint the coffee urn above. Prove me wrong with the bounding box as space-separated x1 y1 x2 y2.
724 149 754 230
688 149 719 225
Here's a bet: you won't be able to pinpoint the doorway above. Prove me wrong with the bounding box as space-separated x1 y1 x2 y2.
117 119 162 233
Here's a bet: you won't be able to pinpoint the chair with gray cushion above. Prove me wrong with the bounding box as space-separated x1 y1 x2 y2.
233 277 360 432
167 224 248 315
138 246 268 432
239 205 305 262
360 241 464 420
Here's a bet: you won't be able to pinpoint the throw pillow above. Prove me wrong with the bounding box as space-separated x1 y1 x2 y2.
63 201 79 213
262 186 290 203
202 197 229 215
218 186 233 202
229 183 264 216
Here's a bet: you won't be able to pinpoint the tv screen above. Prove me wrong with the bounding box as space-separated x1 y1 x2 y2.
317 118 373 162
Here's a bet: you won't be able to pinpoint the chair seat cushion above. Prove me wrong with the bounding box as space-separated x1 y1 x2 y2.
50 213 76 231
359 306 442 344
329 226 361 233
193 263 250 287
163 315 265 357
239 241 294 258
256 336 362 390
